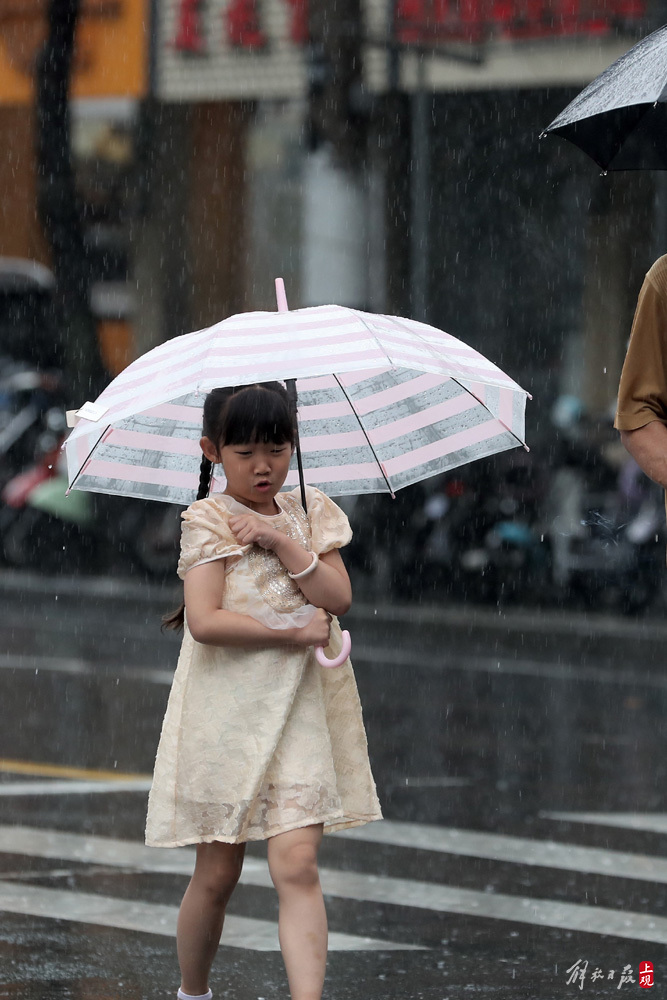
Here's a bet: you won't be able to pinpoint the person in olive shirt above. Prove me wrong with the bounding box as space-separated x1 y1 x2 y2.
616 255 667 492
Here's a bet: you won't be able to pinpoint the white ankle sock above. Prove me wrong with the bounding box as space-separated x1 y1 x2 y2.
177 990 212 1000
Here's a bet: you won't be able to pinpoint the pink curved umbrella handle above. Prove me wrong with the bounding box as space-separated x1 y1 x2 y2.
315 630 351 668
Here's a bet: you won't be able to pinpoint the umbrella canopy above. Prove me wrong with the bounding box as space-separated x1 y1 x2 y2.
543 23 667 171
65 304 529 506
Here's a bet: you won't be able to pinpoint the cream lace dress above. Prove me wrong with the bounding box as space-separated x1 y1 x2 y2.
145 485 382 847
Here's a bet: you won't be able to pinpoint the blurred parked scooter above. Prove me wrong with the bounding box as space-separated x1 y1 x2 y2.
0 363 67 487
0 258 60 368
0 411 95 572
456 450 549 604
545 396 664 612
2 441 182 578
379 473 479 600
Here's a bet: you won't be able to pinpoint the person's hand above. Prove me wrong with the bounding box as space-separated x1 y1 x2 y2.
293 608 332 648
228 514 282 550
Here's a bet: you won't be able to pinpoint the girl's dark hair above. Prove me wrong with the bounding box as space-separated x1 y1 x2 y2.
162 382 297 631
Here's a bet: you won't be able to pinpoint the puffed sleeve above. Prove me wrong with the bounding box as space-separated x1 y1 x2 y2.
306 486 353 554
177 498 250 579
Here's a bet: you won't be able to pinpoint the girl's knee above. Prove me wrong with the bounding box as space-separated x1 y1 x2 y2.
193 843 244 903
269 838 320 890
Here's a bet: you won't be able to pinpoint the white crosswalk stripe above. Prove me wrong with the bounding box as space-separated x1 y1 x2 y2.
1 821 667 947
0 779 153 796
542 811 667 834
0 880 416 951
0 825 423 951
336 818 667 883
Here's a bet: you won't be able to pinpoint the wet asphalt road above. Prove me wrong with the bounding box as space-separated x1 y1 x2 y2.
1 570 667 998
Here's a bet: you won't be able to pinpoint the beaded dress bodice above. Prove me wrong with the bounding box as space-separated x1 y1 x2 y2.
246 494 312 613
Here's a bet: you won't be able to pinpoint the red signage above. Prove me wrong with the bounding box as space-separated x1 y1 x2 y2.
393 0 646 45
172 0 646 55
173 0 308 55
639 961 654 989
162 0 646 99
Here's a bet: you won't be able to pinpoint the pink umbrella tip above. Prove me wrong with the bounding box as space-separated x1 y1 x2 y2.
275 278 289 312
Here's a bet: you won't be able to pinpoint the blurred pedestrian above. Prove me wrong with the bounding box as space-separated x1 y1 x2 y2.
146 382 382 1000
616 255 667 493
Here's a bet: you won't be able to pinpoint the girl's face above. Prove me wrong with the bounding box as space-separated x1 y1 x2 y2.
201 436 293 513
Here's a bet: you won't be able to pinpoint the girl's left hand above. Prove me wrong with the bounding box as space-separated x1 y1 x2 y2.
228 514 281 550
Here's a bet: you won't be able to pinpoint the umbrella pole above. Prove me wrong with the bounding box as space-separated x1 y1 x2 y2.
285 377 307 513
285 378 308 513
295 420 307 509
276 277 307 513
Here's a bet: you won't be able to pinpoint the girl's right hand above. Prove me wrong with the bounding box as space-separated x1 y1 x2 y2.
294 608 332 648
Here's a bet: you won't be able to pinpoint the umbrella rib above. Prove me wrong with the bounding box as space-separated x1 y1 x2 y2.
355 309 526 443
387 314 456 371
349 307 398 365
347 308 526 467
65 425 111 494
385 313 528 433
351 307 467 388
331 373 395 498
388 314 525 395
604 102 655 171
452 378 527 450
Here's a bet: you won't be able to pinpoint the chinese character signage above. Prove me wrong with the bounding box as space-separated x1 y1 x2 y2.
565 959 653 990
393 0 646 45
156 0 646 100
640 961 654 989
0 0 148 105
157 0 311 100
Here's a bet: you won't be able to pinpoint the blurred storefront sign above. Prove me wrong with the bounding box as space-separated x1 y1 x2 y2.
157 0 308 99
392 1 646 45
156 0 647 100
0 0 147 104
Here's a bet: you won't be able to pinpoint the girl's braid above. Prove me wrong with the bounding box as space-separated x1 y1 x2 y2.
162 456 212 632
197 454 213 500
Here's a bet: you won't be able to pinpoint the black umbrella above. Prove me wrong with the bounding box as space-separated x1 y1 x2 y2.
543 24 667 171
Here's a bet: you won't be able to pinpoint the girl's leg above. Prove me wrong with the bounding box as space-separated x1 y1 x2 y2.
177 841 246 996
267 824 327 1000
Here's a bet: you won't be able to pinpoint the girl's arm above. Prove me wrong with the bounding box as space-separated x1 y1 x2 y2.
228 514 352 616
272 544 352 616
184 559 332 648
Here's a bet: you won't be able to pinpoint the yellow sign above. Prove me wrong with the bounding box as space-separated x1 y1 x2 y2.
0 0 147 104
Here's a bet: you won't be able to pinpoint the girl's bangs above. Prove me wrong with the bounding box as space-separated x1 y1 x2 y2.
223 389 294 445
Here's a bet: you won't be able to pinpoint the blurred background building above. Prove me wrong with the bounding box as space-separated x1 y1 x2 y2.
1 0 666 603
153 0 665 422
0 0 662 409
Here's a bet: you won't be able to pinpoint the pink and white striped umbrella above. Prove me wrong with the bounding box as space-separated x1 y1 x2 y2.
65 304 530 505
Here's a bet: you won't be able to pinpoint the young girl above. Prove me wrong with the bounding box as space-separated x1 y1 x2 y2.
145 382 382 1000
